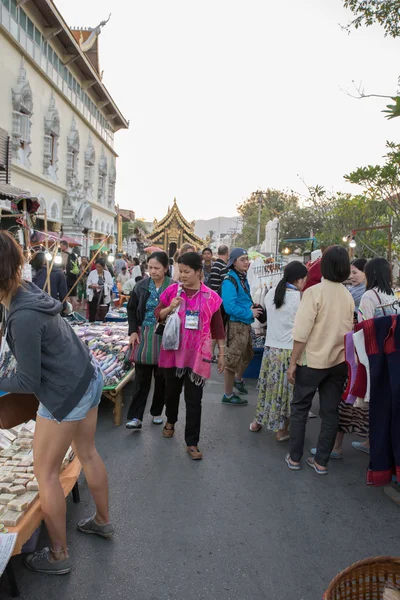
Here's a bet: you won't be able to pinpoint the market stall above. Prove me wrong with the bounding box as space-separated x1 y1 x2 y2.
70 322 134 426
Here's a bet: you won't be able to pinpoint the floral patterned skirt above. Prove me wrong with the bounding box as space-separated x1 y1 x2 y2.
255 346 292 432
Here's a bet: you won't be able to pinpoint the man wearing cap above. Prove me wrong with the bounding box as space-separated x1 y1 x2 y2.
114 253 127 277
221 248 263 405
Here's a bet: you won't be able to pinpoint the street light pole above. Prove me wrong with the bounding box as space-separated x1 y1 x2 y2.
256 194 262 247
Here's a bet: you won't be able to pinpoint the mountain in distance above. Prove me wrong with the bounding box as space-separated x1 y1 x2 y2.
194 216 242 240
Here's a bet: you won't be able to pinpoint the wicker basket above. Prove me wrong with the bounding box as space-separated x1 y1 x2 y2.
324 557 400 599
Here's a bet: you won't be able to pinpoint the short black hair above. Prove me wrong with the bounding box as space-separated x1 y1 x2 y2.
148 250 169 269
178 251 203 271
364 257 393 295
351 258 367 272
320 245 350 283
202 248 212 255
95 258 106 268
133 257 140 266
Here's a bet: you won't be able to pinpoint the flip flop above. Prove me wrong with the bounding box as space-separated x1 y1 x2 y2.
285 453 301 471
306 457 328 475
249 422 262 432
352 441 370 455
276 435 290 442
310 447 342 459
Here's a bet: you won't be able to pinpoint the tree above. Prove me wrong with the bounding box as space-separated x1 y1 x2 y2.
344 142 400 220
342 1 400 38
122 219 149 240
235 189 298 248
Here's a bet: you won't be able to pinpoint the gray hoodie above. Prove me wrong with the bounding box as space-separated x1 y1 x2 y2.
0 282 94 421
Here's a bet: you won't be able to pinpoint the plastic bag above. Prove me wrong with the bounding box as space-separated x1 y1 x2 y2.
162 312 181 351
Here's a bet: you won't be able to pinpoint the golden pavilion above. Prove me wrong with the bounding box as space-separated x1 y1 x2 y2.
147 198 204 257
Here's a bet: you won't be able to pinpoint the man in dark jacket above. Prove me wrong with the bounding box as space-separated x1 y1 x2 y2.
33 253 69 313
60 240 79 309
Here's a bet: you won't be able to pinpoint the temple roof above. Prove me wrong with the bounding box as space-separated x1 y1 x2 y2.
148 198 204 247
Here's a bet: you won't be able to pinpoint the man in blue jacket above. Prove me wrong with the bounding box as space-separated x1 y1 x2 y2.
221 248 263 405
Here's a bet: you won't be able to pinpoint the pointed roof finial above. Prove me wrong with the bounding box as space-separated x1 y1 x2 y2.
173 197 177 205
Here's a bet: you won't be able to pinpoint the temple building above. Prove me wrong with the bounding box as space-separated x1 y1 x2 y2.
147 198 204 257
0 3 128 254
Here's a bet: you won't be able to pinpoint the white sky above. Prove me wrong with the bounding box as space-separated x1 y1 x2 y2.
56 0 400 221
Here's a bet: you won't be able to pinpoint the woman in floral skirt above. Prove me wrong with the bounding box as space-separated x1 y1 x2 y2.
250 261 308 440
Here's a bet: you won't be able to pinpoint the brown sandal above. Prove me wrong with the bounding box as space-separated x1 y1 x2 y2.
162 424 175 438
187 446 203 460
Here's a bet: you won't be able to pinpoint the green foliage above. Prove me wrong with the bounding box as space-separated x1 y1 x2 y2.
344 141 400 219
343 0 400 38
383 97 400 119
122 219 149 240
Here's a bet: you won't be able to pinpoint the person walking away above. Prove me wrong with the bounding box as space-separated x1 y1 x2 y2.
331 257 397 458
172 243 196 280
117 266 130 286
250 262 308 440
32 252 69 313
348 258 367 313
221 248 263 406
126 252 174 430
209 245 229 292
130 257 142 280
155 252 225 459
285 246 354 475
114 253 127 277
60 240 79 310
77 256 89 309
86 258 113 322
202 248 214 286
0 231 113 574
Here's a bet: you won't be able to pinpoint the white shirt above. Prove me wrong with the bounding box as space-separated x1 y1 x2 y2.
86 270 114 303
264 286 301 350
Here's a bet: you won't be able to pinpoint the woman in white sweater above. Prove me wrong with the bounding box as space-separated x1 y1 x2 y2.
250 261 308 440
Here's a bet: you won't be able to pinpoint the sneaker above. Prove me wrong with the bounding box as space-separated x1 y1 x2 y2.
222 394 248 406
234 380 248 394
25 547 72 575
77 516 115 538
152 416 163 425
126 418 142 431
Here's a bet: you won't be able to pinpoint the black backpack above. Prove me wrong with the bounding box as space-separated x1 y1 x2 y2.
218 274 241 326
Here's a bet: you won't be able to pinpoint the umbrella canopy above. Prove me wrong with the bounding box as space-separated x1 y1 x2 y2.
61 235 81 247
248 250 266 260
90 243 109 252
145 246 163 253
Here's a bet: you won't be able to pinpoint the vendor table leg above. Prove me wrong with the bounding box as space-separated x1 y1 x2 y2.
72 481 80 503
5 561 20 598
113 392 123 426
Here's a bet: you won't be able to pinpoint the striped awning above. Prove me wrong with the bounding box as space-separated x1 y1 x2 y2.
0 182 29 200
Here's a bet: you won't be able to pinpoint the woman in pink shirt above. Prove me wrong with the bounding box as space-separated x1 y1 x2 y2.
156 252 225 460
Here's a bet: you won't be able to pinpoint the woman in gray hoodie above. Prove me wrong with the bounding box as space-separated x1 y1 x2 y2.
0 231 113 575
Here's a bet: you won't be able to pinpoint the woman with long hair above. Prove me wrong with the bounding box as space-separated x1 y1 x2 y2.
328 257 396 458
250 261 308 440
155 252 225 460
0 231 112 574
126 251 174 431
348 258 367 311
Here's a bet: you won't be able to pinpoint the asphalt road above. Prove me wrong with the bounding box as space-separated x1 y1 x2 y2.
3 370 399 599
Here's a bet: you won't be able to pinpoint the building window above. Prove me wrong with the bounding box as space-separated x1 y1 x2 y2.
50 202 59 220
97 149 107 204
11 58 33 168
43 93 60 180
0 127 11 185
66 116 80 188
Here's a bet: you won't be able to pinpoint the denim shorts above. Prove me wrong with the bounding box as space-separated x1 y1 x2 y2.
37 367 104 423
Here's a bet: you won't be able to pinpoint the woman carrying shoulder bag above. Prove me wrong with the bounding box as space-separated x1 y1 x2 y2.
86 258 113 322
155 252 225 460
126 252 174 431
0 232 112 575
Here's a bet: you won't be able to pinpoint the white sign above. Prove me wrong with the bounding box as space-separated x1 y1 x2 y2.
0 200 11 211
0 533 17 577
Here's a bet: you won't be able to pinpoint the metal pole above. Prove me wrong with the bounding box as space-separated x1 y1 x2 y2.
256 194 262 246
44 209 48 251
275 220 280 265
22 198 30 259
388 218 392 264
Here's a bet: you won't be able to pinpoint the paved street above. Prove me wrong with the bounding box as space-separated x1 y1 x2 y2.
4 370 399 600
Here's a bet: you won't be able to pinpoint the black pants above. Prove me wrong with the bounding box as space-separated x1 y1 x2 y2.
164 368 203 447
88 298 110 322
127 364 165 421
289 362 347 467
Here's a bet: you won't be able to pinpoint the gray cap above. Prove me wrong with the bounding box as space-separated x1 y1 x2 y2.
227 247 248 268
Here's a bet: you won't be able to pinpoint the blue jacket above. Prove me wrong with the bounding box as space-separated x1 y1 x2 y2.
221 269 254 325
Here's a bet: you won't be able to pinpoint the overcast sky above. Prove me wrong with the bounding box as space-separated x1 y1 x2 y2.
57 0 400 221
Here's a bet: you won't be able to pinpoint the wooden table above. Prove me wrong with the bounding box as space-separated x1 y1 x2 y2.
102 368 135 426
3 458 82 597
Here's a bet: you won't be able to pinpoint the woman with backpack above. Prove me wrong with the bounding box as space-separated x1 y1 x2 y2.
250 262 308 440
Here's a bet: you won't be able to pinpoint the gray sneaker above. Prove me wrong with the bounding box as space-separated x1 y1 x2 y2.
77 516 115 538
25 547 71 575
